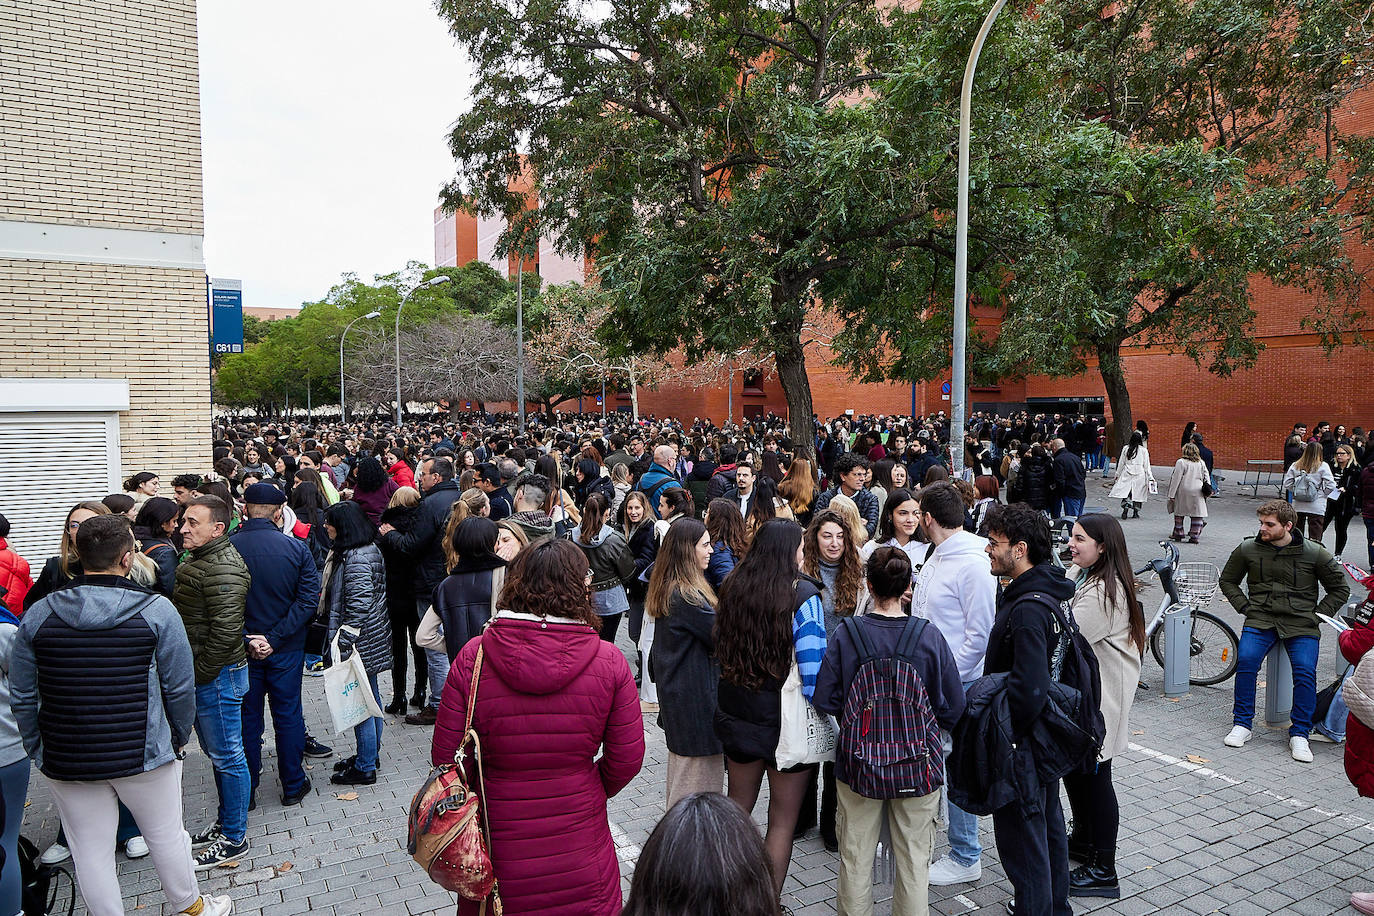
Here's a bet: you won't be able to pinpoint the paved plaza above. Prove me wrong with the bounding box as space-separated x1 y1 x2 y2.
20 467 1374 915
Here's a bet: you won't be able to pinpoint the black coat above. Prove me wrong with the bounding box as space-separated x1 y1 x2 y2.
382 480 462 593
135 532 178 597
1011 455 1055 511
431 563 503 661
1051 448 1087 501
649 592 721 757
625 521 657 602
378 504 418 624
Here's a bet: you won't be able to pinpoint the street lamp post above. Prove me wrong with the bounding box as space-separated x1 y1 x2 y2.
950 0 1009 476
340 310 381 426
516 264 525 433
394 275 452 427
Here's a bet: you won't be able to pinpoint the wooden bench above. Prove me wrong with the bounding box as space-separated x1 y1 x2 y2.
1239 459 1285 498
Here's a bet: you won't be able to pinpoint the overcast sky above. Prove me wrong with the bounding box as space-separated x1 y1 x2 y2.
197 1 471 311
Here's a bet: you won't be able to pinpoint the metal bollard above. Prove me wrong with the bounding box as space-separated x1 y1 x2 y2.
1264 646 1293 726
1162 603 1193 697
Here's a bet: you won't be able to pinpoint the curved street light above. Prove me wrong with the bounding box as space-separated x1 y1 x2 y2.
394 275 452 427
340 310 381 425
950 0 1010 476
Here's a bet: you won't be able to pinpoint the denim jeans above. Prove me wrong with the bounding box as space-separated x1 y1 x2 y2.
418 597 449 709
243 648 307 797
195 661 251 844
1232 627 1319 738
1060 497 1085 519
0 758 30 916
1318 667 1354 742
945 679 982 866
354 675 384 774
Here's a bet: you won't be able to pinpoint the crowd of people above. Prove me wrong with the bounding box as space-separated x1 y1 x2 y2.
0 405 1370 916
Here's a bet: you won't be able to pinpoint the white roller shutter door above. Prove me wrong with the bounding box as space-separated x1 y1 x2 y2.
0 413 121 566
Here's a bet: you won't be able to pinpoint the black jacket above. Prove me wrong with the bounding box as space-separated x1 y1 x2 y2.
431 561 504 660
983 562 1076 729
487 485 514 522
1051 448 1087 501
649 591 721 757
135 531 178 597
1011 454 1055 511
383 480 462 593
379 503 418 621
625 520 657 602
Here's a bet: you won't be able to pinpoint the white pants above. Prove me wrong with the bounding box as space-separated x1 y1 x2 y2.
47 759 200 916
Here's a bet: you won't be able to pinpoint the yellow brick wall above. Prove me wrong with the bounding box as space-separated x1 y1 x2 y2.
0 259 211 478
0 0 204 232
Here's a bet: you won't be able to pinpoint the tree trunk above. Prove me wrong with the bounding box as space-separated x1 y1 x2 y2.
1096 340 1132 457
628 362 641 423
774 332 817 465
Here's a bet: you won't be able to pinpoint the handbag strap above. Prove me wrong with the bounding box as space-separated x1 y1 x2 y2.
457 641 501 908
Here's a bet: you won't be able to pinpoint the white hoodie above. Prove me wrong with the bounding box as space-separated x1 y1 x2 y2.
909 529 997 682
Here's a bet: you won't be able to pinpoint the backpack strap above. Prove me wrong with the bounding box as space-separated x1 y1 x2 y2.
843 615 880 663
893 615 929 662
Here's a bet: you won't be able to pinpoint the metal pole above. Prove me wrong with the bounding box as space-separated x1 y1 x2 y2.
951 0 1009 477
306 375 311 424
516 264 525 433
394 296 404 428
601 379 606 418
727 364 734 425
342 310 379 426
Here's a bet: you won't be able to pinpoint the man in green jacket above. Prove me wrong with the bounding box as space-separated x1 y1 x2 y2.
1220 499 1349 763
174 495 253 869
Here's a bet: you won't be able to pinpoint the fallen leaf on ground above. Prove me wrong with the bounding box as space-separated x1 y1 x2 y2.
217 861 240 869
1185 754 1211 764
1166 697 1181 703
1132 730 1144 735
336 791 359 801
276 861 294 874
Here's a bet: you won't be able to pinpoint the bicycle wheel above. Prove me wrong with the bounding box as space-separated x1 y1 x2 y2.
1148 609 1239 686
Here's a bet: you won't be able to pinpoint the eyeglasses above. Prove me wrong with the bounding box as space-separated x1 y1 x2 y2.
67 521 81 531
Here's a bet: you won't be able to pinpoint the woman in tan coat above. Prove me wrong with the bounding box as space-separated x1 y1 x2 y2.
1063 512 1145 899
1166 443 1210 543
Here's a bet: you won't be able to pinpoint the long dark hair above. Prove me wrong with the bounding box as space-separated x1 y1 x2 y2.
646 518 714 619
705 499 747 558
622 792 781 916
324 500 376 553
1074 513 1145 652
715 519 804 690
579 492 610 544
801 510 861 616
290 480 328 529
877 488 918 542
1125 430 1143 461
132 496 180 540
354 455 388 493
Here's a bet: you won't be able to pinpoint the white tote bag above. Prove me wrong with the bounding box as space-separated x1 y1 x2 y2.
323 625 385 733
775 656 835 769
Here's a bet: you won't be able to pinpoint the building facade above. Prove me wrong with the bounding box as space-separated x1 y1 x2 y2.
0 0 210 561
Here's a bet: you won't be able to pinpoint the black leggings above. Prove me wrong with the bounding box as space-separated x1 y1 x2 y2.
1063 760 1117 858
388 598 425 699
1324 504 1355 557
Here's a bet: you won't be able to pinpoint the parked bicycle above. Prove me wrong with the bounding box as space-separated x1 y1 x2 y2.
1137 540 1238 686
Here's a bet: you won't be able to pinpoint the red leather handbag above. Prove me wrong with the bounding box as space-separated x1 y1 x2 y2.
407 644 503 914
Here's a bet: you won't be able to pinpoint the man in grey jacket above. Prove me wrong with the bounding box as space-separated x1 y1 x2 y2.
10 515 233 916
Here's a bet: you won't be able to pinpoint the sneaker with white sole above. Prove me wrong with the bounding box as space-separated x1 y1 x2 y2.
1223 726 1252 748
124 836 149 859
1310 730 1342 744
190 824 224 850
183 893 234 915
928 855 982 886
38 842 70 865
1290 736 1314 762
194 836 248 871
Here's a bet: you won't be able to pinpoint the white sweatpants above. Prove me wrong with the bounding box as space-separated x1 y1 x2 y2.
47 759 200 916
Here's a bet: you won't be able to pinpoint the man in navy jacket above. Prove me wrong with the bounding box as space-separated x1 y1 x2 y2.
230 483 321 807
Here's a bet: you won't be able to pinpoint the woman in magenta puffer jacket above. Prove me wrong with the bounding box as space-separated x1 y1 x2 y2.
432 538 645 916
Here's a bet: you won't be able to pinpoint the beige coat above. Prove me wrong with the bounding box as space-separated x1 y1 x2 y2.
1072 576 1142 760
1166 458 1210 519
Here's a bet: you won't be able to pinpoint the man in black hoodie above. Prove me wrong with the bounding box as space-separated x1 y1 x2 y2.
982 503 1075 916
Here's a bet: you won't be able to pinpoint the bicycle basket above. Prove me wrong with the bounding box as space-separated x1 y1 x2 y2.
1175 562 1220 609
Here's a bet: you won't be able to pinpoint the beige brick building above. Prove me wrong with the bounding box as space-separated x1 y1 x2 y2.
0 0 210 562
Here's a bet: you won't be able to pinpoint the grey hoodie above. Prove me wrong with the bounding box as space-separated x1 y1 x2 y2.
10 575 197 779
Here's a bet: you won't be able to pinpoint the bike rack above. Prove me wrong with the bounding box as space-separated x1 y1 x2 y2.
1263 648 1293 726
1162 602 1193 697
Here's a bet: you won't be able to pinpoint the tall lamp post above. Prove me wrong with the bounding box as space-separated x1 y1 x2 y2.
394 275 452 427
340 310 381 425
950 0 1009 476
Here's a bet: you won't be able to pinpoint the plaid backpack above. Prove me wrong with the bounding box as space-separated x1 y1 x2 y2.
836 615 943 800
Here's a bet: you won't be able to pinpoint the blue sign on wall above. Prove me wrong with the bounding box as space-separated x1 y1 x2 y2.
941 380 952 395
210 278 244 354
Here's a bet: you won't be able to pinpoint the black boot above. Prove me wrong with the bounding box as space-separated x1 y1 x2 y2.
1121 502 1130 519
1131 503 1141 519
1069 850 1120 898
1066 830 1093 864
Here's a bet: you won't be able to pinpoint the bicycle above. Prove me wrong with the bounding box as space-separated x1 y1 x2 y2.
1137 540 1239 686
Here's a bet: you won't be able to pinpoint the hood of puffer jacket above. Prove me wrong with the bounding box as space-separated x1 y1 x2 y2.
482 615 600 695
38 575 162 630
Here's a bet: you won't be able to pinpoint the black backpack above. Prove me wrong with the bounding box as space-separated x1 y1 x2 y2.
19 835 75 916
1030 592 1107 774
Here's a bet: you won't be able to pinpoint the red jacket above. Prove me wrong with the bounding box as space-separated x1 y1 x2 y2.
432 615 644 916
388 460 416 490
0 538 33 615
1340 622 1374 798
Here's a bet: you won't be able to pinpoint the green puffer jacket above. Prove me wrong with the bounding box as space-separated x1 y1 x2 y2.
1219 532 1350 638
173 535 251 684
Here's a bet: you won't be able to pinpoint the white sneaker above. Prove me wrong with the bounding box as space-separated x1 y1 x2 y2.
1310 730 1342 744
38 842 70 865
1223 726 1252 748
928 855 982 886
124 835 149 858
184 894 234 916
1290 736 1314 763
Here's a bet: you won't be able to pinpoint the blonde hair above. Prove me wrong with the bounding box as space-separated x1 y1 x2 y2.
61 501 112 578
778 458 818 516
442 500 472 572
387 486 421 509
495 519 529 552
1294 440 1323 474
1336 444 1356 466
827 494 871 548
1181 442 1201 462
460 487 490 516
